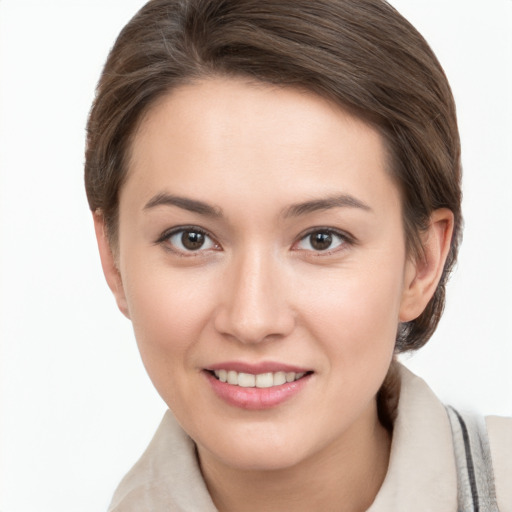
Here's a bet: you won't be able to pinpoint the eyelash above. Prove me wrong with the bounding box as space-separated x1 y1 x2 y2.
155 226 220 256
155 226 354 256
293 228 353 255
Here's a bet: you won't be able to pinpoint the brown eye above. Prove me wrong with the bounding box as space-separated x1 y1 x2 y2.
296 229 346 252
181 230 205 250
310 232 333 251
166 228 218 253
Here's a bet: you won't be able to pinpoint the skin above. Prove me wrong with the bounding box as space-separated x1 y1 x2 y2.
95 78 453 511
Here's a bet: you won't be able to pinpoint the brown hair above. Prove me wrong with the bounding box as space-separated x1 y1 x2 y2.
85 0 462 354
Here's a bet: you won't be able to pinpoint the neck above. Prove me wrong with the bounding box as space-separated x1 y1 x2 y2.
198 401 391 512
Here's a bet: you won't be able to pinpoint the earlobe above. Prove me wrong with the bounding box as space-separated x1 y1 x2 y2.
399 208 454 322
93 212 131 319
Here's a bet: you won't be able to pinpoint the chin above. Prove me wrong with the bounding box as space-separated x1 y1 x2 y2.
205 441 310 472
193 419 324 473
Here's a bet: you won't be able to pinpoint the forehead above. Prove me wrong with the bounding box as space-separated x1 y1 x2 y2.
123 77 399 216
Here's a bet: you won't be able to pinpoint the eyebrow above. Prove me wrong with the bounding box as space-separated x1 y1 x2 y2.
143 192 371 219
283 194 372 218
143 193 222 217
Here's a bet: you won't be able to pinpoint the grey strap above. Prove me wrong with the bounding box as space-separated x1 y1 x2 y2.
446 406 500 512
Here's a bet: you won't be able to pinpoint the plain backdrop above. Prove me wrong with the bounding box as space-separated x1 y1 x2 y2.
0 1 511 511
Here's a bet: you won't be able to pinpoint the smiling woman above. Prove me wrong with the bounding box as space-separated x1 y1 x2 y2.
98 82 416 486
83 1 511 511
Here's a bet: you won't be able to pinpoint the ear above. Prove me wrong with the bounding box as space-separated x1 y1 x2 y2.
399 208 454 322
93 212 131 319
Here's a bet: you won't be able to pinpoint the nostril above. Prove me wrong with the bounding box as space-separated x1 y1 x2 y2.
213 303 296 345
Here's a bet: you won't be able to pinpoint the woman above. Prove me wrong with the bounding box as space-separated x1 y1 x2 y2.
84 0 511 510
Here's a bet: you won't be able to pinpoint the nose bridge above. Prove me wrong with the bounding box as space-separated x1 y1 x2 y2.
215 244 294 344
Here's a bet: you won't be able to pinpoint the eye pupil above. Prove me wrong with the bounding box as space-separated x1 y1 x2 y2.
310 232 332 250
181 231 205 250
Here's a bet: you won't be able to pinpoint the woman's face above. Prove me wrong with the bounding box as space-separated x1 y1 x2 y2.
111 78 417 471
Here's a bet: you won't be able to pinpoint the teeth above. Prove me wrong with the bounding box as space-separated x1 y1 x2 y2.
212 369 307 388
273 371 287 386
255 372 273 388
238 372 256 387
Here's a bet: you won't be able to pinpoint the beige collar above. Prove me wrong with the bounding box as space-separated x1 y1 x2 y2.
368 365 457 510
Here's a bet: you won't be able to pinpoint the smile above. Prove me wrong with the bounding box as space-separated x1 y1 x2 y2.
212 370 307 388
205 366 313 410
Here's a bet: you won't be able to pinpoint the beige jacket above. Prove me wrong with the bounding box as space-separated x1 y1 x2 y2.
108 367 512 511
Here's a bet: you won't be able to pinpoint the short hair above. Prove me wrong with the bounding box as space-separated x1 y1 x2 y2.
85 0 462 353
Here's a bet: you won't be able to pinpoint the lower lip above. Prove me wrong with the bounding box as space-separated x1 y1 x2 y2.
204 371 312 410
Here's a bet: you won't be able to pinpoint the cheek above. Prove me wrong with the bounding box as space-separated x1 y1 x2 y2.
121 263 217 370
294 262 403 419
297 255 405 359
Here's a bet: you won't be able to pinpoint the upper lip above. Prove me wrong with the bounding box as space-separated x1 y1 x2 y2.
205 361 311 374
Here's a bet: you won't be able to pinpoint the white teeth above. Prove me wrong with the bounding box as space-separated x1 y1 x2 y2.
213 370 228 382
273 371 287 386
212 369 308 388
256 372 273 388
238 372 256 387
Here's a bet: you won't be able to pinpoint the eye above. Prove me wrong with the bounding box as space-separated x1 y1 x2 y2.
159 227 219 254
295 229 347 252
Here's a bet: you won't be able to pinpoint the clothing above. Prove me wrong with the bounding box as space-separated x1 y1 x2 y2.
108 366 512 511
446 406 499 511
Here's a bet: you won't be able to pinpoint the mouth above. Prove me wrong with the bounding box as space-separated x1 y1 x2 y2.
203 364 314 410
207 369 311 388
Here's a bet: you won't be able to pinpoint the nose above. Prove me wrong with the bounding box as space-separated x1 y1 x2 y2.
213 249 295 344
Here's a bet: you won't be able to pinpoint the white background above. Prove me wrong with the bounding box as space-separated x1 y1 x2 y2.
0 1 511 511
